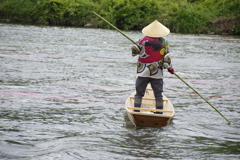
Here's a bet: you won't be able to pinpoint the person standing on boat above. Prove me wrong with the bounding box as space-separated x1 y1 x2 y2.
131 20 174 114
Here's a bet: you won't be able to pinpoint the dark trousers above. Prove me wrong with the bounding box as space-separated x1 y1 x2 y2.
134 77 163 113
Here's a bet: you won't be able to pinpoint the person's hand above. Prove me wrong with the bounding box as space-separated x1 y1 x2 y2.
131 44 142 57
168 68 174 74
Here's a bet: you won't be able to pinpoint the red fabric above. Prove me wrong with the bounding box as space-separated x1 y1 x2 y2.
138 37 164 63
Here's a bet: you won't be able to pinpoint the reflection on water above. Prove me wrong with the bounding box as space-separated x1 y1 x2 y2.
0 23 240 159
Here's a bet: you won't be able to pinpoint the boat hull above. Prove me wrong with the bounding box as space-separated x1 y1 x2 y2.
129 113 171 127
125 85 174 127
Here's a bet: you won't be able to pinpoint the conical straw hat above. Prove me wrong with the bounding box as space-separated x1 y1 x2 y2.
142 20 170 37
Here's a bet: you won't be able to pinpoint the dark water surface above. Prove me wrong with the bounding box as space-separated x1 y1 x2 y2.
0 23 240 159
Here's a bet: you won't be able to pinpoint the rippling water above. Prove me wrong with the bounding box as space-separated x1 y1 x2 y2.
0 23 240 159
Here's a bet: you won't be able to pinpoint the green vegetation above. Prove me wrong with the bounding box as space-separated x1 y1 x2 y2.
0 0 93 26
97 0 161 30
0 0 239 35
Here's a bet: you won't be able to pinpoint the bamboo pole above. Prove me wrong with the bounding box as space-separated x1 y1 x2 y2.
92 11 138 45
93 11 231 124
174 73 231 123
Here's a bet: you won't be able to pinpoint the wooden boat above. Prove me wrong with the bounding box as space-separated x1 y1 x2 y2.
125 85 174 127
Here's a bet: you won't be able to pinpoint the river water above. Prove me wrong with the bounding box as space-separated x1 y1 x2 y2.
0 23 239 159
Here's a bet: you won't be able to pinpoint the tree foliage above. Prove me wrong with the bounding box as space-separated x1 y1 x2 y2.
0 0 93 26
97 0 160 30
0 0 239 34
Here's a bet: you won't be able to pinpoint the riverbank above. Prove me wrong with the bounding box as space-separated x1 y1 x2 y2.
0 0 239 35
